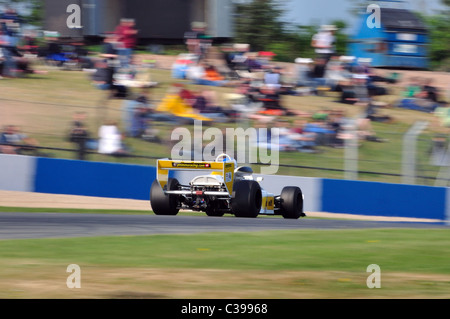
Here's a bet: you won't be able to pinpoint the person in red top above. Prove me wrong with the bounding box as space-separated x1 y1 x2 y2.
114 19 138 68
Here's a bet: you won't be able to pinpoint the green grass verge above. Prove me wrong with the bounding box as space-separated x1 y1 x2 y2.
1 229 449 273
1 229 449 298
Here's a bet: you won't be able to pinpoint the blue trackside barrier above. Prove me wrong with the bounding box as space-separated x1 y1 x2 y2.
33 157 156 200
0 154 448 221
321 179 447 220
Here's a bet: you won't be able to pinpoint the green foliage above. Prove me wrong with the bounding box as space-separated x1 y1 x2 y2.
25 0 43 27
1 0 43 27
234 0 348 62
331 20 349 56
234 0 285 52
423 13 450 70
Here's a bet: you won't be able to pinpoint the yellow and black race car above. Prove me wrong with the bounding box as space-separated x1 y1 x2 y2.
150 154 305 219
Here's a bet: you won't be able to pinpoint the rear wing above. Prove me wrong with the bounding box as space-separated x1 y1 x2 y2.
156 159 235 194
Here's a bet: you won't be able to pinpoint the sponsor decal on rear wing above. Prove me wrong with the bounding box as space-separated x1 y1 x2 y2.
156 159 235 194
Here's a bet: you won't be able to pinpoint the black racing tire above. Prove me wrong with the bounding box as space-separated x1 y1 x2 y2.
205 208 225 217
205 199 226 217
150 178 180 216
231 180 262 218
279 186 304 219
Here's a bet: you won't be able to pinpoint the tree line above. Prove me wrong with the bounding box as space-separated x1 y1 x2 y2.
234 0 450 70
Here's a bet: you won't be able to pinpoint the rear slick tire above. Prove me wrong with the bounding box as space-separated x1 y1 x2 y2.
150 178 180 216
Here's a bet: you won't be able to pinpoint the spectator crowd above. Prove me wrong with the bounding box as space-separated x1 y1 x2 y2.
1 14 449 167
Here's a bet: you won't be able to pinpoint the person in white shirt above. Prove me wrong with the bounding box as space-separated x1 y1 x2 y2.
311 25 337 62
98 121 129 155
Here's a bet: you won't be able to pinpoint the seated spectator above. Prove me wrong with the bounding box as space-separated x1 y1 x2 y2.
421 78 440 103
156 84 213 123
256 85 287 116
192 90 233 122
358 58 396 85
122 88 156 138
222 44 251 72
309 57 331 94
352 61 389 96
114 55 158 88
310 57 327 80
0 28 17 77
40 35 66 66
244 52 263 71
0 125 39 155
225 84 265 120
334 110 387 143
92 59 114 90
259 119 318 153
295 57 314 89
363 102 393 123
340 73 370 105
179 84 198 107
264 67 282 90
204 64 224 82
100 33 120 62
403 77 422 98
326 110 347 147
187 61 228 86
324 56 352 91
253 84 310 118
98 120 130 156
397 77 440 113
355 117 387 143
258 51 277 69
0 45 4 78
288 119 318 152
303 114 336 146
10 48 44 76
434 102 450 128
91 59 127 98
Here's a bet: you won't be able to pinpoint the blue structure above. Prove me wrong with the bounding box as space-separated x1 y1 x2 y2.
348 0 429 69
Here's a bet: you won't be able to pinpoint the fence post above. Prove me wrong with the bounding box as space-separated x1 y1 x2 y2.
344 118 358 180
446 188 450 226
433 139 450 187
402 121 428 185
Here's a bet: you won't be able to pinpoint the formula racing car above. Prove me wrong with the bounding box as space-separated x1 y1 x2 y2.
150 154 305 219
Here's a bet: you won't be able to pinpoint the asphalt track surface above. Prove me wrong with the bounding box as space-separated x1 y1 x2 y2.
0 212 448 239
